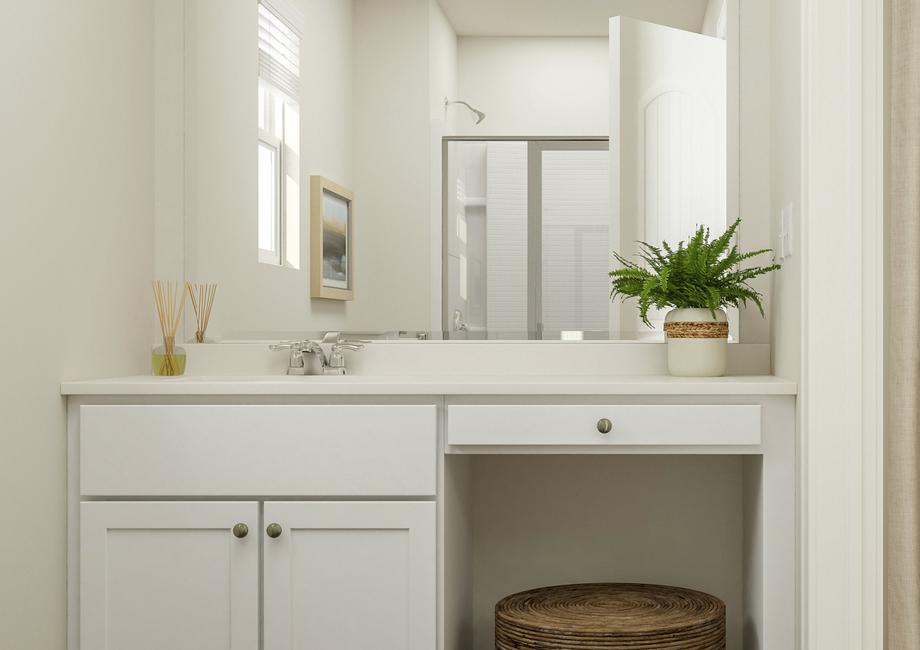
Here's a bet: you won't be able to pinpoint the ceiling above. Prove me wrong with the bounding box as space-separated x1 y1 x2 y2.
436 0 710 37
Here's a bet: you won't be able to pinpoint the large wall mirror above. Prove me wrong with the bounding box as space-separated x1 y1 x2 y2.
159 0 753 342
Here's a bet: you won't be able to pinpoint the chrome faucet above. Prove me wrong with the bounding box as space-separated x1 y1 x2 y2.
268 340 310 375
452 309 469 332
270 332 367 375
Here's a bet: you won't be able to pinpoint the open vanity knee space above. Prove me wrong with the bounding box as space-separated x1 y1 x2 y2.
64 376 795 650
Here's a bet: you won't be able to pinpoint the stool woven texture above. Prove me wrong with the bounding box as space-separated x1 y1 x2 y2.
495 583 725 649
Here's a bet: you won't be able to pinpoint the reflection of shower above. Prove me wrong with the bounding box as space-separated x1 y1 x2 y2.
444 97 486 124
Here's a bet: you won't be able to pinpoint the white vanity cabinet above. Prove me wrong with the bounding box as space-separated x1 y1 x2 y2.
263 501 436 650
65 378 797 650
70 402 438 650
80 501 260 650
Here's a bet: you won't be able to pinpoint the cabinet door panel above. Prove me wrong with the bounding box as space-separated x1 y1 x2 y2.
80 502 259 650
264 501 436 650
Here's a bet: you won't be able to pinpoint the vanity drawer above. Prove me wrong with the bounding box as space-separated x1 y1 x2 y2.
80 405 436 496
447 404 761 447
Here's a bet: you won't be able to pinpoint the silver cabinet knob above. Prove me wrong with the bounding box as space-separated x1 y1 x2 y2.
266 523 283 538
597 418 613 434
232 523 249 539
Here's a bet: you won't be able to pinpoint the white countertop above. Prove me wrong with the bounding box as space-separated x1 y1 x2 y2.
61 374 797 396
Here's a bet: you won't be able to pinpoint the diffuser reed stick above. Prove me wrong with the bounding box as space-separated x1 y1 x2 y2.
152 280 187 376
186 282 218 343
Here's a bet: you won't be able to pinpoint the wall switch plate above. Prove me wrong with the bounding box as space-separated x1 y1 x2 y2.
777 203 794 260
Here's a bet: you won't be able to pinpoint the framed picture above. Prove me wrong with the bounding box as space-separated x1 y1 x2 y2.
310 176 354 300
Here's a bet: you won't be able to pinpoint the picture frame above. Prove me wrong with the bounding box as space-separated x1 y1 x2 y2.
310 175 354 300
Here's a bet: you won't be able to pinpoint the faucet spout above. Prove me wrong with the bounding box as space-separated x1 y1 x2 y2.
304 341 330 370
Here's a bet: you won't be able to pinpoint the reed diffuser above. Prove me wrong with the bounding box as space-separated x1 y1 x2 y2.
186 282 218 343
152 280 187 376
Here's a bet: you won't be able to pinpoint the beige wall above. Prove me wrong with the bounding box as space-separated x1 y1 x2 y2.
0 1 156 647
348 0 433 331
183 0 356 339
471 455 744 649
430 0 459 126
769 0 801 380
456 37 609 137
181 0 438 336
429 0 459 329
702 0 727 38
734 0 773 345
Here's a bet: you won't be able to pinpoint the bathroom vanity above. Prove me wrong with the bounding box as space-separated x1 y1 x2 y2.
93 3 795 643
63 370 795 650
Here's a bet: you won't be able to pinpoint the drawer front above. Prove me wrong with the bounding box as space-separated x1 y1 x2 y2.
80 405 436 496
447 404 761 447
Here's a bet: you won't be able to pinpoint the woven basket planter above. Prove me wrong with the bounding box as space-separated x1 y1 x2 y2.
495 583 725 650
663 308 729 377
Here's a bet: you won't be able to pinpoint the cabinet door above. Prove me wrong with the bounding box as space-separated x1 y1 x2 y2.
80 501 259 650
264 501 436 650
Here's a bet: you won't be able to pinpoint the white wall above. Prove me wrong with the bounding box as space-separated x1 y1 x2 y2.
456 37 609 136
0 1 156 647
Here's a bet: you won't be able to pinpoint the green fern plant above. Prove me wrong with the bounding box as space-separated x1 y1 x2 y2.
609 218 780 327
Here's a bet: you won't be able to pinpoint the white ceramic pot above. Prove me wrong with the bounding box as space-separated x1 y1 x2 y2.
664 308 728 377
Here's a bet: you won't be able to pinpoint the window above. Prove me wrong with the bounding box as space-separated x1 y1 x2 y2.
257 1 302 268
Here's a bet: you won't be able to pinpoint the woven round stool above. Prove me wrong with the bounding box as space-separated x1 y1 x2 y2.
495 583 725 649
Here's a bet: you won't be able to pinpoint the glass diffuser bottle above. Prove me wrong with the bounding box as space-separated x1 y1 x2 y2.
152 336 187 376
152 280 187 377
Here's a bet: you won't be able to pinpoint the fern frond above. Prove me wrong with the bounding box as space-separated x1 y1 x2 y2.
608 218 780 328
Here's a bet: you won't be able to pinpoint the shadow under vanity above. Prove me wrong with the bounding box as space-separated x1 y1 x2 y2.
64 379 794 650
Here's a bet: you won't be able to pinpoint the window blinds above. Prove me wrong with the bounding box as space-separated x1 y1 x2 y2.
258 1 301 100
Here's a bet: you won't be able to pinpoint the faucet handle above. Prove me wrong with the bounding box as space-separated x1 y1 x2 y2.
270 340 308 375
320 331 342 345
332 341 365 352
269 340 305 351
322 331 370 347
326 339 366 375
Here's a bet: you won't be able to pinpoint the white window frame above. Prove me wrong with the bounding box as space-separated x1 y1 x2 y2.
258 81 286 266
257 0 302 269
258 80 300 268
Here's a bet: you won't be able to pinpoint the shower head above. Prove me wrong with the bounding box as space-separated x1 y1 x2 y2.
444 97 486 125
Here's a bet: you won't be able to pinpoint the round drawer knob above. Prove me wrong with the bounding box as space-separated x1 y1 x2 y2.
232 523 249 539
266 523 283 539
596 418 613 434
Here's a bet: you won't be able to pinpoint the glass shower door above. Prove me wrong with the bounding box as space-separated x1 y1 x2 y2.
442 138 610 339
533 142 610 338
